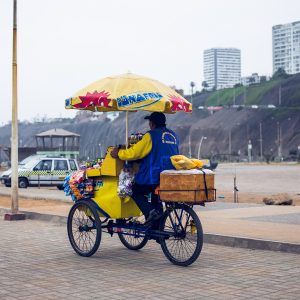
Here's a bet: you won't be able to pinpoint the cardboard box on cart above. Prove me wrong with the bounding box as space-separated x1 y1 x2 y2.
159 169 215 203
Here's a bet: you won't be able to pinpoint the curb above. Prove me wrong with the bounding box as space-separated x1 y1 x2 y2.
0 192 69 203
0 208 67 224
1 208 300 255
204 233 300 254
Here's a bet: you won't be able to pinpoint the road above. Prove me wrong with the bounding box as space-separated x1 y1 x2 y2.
215 163 300 204
1 162 300 205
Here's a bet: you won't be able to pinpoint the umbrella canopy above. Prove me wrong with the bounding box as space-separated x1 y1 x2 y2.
65 73 192 113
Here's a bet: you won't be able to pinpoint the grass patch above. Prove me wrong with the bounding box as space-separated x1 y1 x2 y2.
205 79 283 106
201 75 300 107
245 79 282 104
270 107 300 118
206 87 244 106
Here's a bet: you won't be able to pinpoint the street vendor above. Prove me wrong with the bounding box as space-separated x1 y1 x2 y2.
110 112 179 225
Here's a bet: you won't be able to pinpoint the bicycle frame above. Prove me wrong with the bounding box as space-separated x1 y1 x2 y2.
96 202 194 240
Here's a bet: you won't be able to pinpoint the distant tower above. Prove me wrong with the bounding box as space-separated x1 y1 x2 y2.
203 48 241 90
272 21 300 75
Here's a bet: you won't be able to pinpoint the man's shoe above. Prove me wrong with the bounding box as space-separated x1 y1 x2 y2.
144 209 161 226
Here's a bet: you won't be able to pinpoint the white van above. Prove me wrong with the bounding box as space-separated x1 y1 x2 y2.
0 155 79 189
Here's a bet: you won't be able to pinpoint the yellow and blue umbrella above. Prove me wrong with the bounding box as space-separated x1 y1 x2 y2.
65 73 192 113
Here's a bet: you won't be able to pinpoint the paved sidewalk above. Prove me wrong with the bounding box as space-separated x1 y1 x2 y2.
196 202 300 245
1 193 300 253
0 218 300 299
0 186 67 202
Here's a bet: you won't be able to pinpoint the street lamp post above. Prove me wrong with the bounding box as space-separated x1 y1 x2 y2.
259 122 263 161
188 134 192 158
190 81 195 106
279 85 282 106
11 0 19 214
5 0 25 221
197 136 207 159
233 88 236 106
277 121 282 160
248 140 252 162
228 129 232 161
99 143 102 158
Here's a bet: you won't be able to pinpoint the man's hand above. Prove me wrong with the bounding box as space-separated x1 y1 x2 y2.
110 147 119 159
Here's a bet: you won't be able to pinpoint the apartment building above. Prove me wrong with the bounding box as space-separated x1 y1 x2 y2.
272 21 300 74
203 48 241 90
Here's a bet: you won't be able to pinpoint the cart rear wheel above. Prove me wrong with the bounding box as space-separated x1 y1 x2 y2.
159 204 203 266
67 200 101 257
117 217 149 250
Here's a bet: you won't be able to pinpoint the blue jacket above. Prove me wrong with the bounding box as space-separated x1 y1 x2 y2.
135 127 179 185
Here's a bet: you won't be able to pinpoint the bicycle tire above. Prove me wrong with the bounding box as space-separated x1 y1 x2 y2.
159 204 203 266
67 200 102 257
117 218 149 250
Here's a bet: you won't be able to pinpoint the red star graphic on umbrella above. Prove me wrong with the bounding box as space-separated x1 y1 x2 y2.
74 91 111 108
169 95 192 112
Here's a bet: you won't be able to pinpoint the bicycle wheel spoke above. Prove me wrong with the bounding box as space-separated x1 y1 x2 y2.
161 205 203 265
68 201 101 257
118 216 148 250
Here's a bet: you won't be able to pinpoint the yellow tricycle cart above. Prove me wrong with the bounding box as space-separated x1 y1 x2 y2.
64 73 216 266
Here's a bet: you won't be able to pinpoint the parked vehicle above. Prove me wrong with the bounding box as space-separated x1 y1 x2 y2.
0 155 79 189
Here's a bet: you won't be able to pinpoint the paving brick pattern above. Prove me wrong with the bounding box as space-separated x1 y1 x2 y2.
0 219 300 300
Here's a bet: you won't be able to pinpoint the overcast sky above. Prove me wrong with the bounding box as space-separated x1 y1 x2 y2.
1 0 300 124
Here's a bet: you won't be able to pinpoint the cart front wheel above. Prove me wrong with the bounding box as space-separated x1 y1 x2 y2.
67 200 102 257
117 217 149 250
159 204 203 266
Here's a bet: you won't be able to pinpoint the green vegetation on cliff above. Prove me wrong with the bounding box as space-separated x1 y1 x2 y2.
203 73 300 107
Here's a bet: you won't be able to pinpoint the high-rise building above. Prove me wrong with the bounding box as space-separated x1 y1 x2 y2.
203 48 241 90
272 21 300 75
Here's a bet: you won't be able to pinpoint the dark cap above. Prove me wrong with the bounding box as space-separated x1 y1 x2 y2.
144 112 166 126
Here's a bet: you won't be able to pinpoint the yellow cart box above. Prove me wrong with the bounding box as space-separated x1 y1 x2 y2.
101 146 124 176
86 168 101 177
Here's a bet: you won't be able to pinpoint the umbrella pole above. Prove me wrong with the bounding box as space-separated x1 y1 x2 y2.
125 111 128 149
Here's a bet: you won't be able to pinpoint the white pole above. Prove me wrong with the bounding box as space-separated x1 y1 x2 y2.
188 134 191 158
11 0 19 214
279 85 282 106
277 122 282 160
248 140 252 162
228 129 232 161
259 122 263 161
197 136 207 160
233 88 236 105
125 111 128 149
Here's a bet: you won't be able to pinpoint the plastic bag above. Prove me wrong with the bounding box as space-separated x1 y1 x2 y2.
170 155 204 170
117 170 134 198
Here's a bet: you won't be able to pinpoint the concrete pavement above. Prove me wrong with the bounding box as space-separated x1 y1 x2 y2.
0 185 67 202
1 194 300 254
196 202 300 253
0 218 300 299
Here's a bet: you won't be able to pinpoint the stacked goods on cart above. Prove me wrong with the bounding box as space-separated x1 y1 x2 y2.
159 155 216 204
64 160 102 201
128 132 144 146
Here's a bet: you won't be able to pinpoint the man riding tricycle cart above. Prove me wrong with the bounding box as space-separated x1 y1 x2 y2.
64 73 216 266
